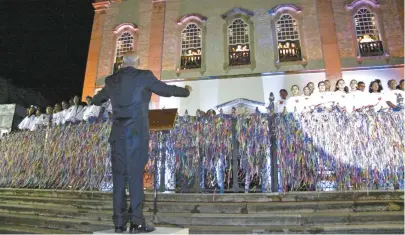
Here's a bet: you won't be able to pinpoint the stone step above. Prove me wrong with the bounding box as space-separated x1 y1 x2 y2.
0 212 111 233
0 188 403 202
0 206 403 228
189 224 405 234
0 224 69 234
0 194 403 214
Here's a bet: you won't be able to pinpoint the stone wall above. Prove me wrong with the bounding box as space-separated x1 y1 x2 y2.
89 0 404 89
332 0 404 68
161 0 324 80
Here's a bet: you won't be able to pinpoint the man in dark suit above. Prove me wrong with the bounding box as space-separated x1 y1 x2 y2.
92 51 191 233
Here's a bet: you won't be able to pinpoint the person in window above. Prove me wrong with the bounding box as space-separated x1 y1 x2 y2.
360 34 374 43
276 89 288 113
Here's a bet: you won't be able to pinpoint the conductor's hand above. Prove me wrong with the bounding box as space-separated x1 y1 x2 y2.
185 85 193 92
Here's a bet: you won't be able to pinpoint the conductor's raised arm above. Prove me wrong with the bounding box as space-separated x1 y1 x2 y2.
144 70 190 97
91 87 109 106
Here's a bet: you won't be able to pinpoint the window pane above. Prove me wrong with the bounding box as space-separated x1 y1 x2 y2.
180 23 202 69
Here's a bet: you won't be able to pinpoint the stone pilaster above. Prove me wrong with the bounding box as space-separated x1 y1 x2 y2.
316 0 342 81
81 1 110 101
148 0 167 106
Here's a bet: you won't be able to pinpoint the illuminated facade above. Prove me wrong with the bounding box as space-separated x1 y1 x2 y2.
82 0 404 113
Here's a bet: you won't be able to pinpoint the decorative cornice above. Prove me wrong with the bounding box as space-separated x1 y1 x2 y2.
177 14 207 25
221 8 254 20
268 4 302 15
113 23 139 34
93 1 111 13
346 0 380 10
216 98 265 110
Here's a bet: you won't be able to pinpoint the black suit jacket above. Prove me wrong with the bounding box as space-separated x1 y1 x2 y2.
92 67 190 142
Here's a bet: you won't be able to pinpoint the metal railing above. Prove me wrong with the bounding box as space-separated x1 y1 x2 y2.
180 55 202 69
359 41 384 57
0 93 404 193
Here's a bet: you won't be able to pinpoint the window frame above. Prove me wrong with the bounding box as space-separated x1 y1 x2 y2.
222 8 256 72
269 4 308 68
346 0 390 63
111 23 139 74
176 14 207 75
275 14 303 63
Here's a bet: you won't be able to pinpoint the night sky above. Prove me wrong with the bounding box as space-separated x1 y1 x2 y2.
0 0 94 105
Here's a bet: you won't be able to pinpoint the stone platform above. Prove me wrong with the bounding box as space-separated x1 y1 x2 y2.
94 227 189 234
0 189 403 234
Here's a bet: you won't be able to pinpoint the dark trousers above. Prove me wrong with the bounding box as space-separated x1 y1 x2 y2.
110 136 149 226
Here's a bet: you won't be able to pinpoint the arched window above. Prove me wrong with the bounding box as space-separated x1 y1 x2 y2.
353 8 383 57
276 14 302 62
113 31 135 73
228 18 251 66
180 23 202 69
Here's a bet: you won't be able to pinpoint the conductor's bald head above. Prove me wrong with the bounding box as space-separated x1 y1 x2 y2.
122 51 140 68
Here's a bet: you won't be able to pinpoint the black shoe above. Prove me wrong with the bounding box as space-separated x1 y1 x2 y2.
114 226 127 233
129 223 155 233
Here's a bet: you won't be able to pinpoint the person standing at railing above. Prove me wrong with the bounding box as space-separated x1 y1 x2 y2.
82 96 101 123
64 95 84 124
333 79 350 112
306 82 315 94
311 81 333 111
91 51 191 233
366 80 396 111
324 79 332 92
18 105 36 130
301 86 312 112
286 85 304 113
357 81 366 92
275 89 288 113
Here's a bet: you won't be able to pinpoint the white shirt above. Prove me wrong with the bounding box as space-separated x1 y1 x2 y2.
311 92 333 109
18 115 35 130
301 96 312 112
82 105 101 121
367 93 389 111
59 109 71 125
275 99 286 113
64 105 84 123
52 112 63 126
29 114 50 131
385 89 405 106
286 96 305 113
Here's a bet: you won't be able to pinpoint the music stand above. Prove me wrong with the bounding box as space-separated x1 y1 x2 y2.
149 108 177 223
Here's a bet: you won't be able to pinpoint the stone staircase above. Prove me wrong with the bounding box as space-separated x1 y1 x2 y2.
0 188 403 234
